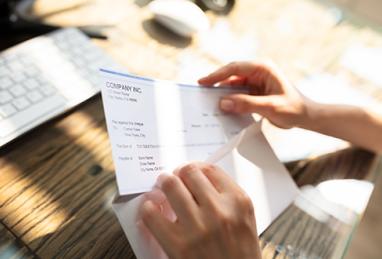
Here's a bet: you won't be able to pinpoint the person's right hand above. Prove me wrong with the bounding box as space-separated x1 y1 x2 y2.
140 162 261 259
198 61 313 129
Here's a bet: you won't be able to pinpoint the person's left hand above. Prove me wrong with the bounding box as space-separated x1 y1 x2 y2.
140 162 262 259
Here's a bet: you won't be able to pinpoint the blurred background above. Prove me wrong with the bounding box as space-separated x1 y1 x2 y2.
0 0 381 258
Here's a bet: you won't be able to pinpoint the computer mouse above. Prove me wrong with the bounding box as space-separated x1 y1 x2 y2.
196 0 235 14
148 0 209 38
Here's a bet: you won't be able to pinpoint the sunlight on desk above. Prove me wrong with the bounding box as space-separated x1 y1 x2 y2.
0 162 69 242
0 0 382 258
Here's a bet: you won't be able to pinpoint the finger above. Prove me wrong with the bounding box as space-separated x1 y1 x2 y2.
141 200 177 253
217 76 247 87
161 196 177 222
144 188 177 220
156 174 198 223
145 188 167 205
174 163 219 206
219 94 274 114
196 162 243 193
198 62 258 86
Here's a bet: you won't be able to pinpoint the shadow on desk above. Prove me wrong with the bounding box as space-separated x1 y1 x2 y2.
262 148 377 258
286 147 376 187
0 97 135 258
142 18 192 48
0 95 377 258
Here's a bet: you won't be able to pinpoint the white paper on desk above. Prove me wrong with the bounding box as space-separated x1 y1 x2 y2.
112 123 300 259
100 69 253 195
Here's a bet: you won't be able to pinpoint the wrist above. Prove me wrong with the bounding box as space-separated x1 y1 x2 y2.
296 97 324 131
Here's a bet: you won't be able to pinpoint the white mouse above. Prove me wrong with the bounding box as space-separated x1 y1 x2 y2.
148 0 210 37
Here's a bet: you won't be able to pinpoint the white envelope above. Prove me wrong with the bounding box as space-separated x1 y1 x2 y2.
112 123 300 259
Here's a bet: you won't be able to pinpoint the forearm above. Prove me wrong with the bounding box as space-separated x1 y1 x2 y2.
301 101 382 154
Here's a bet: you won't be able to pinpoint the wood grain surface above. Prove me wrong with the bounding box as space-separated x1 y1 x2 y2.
1 0 381 258
0 223 34 259
0 95 377 258
0 97 134 258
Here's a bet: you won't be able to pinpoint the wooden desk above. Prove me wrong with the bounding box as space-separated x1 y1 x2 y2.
0 105 378 258
1 0 381 258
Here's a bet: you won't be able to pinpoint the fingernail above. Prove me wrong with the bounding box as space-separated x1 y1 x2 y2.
154 174 164 188
220 99 234 111
173 161 192 176
155 173 170 188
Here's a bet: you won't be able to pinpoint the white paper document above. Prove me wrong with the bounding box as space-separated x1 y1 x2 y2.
100 69 299 259
112 124 299 259
100 69 253 195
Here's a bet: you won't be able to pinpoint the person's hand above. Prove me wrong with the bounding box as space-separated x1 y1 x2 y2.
140 162 262 259
198 61 313 129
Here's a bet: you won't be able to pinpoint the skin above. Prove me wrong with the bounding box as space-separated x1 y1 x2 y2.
141 163 261 259
199 61 382 154
141 61 382 259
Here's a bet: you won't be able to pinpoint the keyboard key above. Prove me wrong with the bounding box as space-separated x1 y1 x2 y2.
25 66 40 76
9 85 26 97
0 77 13 89
0 28 115 146
72 58 85 67
26 90 43 103
36 76 50 86
8 61 24 71
0 95 66 137
0 66 9 76
71 47 83 56
20 55 33 65
3 53 18 63
23 78 39 89
13 97 30 110
89 77 100 88
84 50 100 62
52 31 67 42
0 91 12 104
40 85 56 96
11 72 26 83
0 103 16 118
55 40 71 51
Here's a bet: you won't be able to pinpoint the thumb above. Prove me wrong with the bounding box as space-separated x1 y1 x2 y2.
220 94 274 115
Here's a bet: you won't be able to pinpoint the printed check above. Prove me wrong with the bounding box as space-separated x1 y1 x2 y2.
100 69 253 195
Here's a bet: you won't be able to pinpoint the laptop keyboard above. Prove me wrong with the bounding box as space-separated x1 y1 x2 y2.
0 28 118 146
